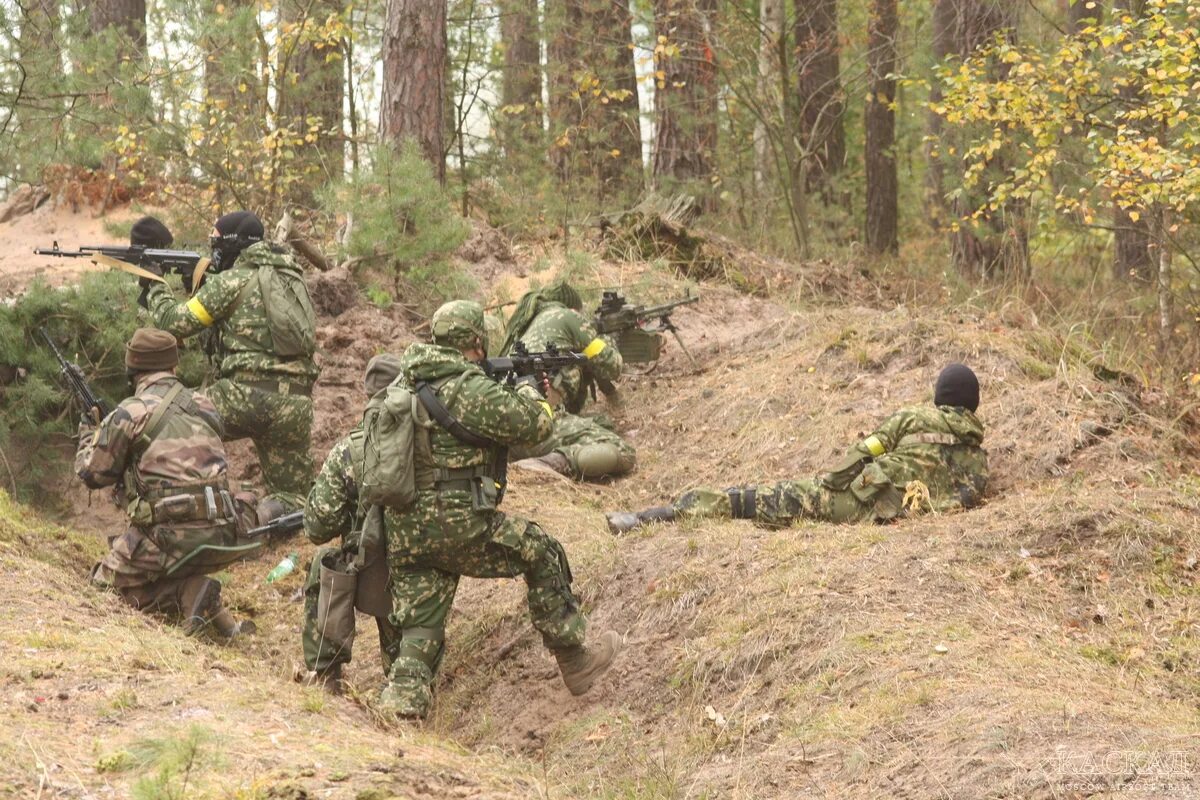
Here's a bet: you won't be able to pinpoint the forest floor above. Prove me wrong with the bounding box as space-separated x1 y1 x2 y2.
3 199 1200 798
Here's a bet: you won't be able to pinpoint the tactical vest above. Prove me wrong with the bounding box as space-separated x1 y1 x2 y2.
124 379 235 530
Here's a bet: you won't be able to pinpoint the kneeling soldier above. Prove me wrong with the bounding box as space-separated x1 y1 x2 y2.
608 363 989 532
77 328 258 637
301 354 404 691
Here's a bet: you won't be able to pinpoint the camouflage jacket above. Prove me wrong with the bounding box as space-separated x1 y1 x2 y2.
146 242 319 385
75 372 229 504
398 343 552 512
514 302 622 412
304 428 362 545
821 404 988 512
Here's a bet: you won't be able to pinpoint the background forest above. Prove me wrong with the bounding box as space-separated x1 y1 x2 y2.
3 0 1199 358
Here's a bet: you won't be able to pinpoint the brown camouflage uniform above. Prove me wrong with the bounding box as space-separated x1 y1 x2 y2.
380 341 586 718
78 372 256 614
145 242 318 511
676 405 989 526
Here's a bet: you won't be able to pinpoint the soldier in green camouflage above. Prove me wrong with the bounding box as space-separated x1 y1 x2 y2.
145 211 318 518
301 354 403 690
77 329 258 637
502 280 636 481
607 364 989 533
379 300 622 720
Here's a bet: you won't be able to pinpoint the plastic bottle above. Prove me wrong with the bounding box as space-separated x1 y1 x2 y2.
266 552 299 583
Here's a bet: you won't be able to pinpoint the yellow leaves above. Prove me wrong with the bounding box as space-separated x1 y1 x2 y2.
609 148 621 158
1128 210 1141 222
215 2 225 11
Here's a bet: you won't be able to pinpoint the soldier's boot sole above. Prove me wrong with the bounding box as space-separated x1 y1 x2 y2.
606 512 643 535
211 608 256 640
555 630 624 696
180 577 223 636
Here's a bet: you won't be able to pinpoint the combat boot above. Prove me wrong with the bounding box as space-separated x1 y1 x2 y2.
606 506 676 535
512 452 571 476
211 608 257 640
304 663 344 695
554 630 623 696
178 576 222 636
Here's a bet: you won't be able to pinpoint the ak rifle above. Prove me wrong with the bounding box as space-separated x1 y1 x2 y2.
35 242 206 292
38 327 112 424
245 511 305 539
593 290 698 366
484 342 585 387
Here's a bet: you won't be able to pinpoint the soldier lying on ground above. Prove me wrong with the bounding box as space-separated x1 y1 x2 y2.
607 363 989 533
503 280 636 481
76 328 259 637
300 354 404 692
377 300 622 721
144 211 318 521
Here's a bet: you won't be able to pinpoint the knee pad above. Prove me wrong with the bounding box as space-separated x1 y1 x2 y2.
573 444 622 478
726 487 758 520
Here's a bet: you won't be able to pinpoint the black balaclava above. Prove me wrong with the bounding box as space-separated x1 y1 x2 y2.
934 363 980 412
210 210 264 271
130 216 173 249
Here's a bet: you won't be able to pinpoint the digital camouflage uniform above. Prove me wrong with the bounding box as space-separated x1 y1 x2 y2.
676 405 988 527
512 302 634 479
515 301 623 414
380 341 587 718
146 242 319 511
78 372 257 614
302 426 401 677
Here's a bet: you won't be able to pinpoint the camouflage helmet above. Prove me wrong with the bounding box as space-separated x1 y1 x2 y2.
431 300 487 350
364 353 403 396
125 327 179 371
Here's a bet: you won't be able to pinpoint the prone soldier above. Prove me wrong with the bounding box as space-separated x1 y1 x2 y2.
608 364 989 532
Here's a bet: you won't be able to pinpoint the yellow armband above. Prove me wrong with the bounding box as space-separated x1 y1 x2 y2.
583 338 606 358
537 400 555 419
863 435 886 457
185 297 215 327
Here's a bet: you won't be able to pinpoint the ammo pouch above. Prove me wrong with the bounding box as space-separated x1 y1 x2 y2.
820 454 869 492
149 486 235 524
316 549 357 655
848 462 903 522
354 505 392 618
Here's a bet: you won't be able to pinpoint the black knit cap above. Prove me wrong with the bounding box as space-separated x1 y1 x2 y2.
130 216 173 248
934 363 980 412
213 210 264 241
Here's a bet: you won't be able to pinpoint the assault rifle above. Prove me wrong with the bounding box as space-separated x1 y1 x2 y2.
246 510 305 539
35 242 207 292
39 327 112 424
593 290 698 366
484 342 585 387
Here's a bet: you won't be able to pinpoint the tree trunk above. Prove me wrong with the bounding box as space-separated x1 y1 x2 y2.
794 0 844 196
279 0 346 189
865 0 898 254
380 0 447 183
1065 0 1103 29
88 0 146 58
499 0 542 151
1111 0 1151 280
753 0 784 193
924 0 954 229
1155 207 1173 351
546 0 642 202
652 0 718 197
943 0 1025 278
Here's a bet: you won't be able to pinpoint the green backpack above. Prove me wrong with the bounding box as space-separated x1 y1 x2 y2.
260 262 316 358
359 383 431 509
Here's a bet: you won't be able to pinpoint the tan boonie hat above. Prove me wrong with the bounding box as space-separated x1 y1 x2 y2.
431 300 487 349
364 353 403 396
125 327 179 371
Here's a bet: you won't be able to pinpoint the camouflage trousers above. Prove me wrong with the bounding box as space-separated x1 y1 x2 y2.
381 508 586 717
512 412 635 480
91 519 242 615
205 378 313 512
302 547 400 676
675 480 875 528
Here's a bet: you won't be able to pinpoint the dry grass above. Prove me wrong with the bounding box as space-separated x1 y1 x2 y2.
7 238 1200 798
